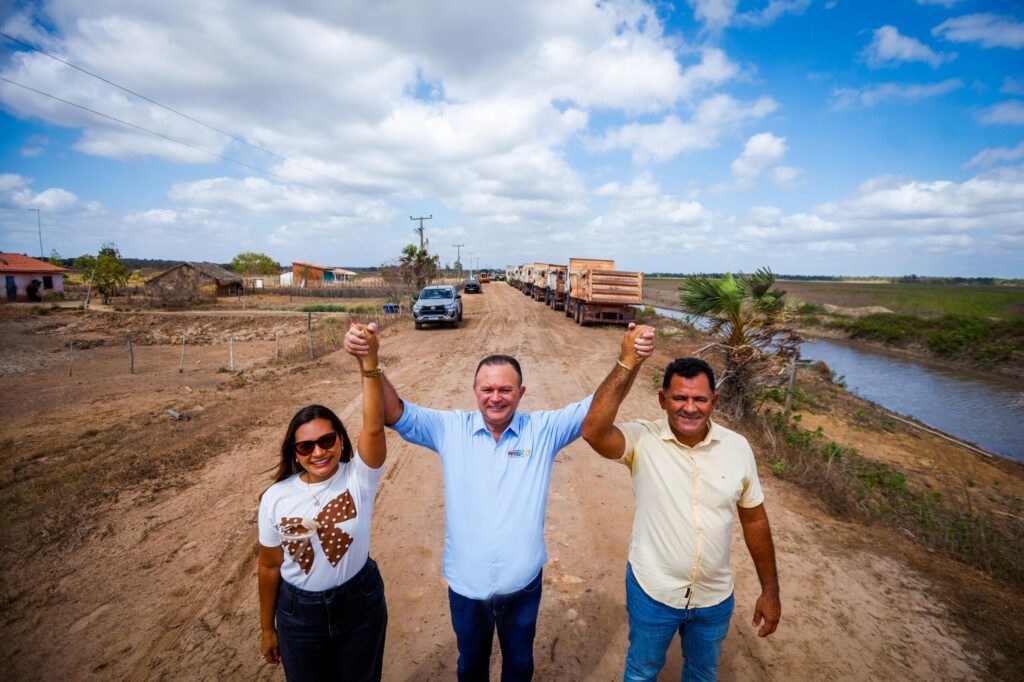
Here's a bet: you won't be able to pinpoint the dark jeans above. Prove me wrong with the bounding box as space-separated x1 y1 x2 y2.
448 570 543 682
276 558 388 682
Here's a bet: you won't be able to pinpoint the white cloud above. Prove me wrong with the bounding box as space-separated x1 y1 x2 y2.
736 0 812 28
933 14 1024 49
977 101 1024 126
838 167 1024 227
596 94 778 163
0 173 81 212
677 48 741 100
916 0 963 8
863 26 956 68
964 141 1024 169
583 173 718 258
688 0 810 32
831 78 963 109
0 0 703 234
713 132 789 192
586 165 1024 269
1003 76 1024 95
20 147 45 158
167 176 395 220
771 166 804 188
688 0 739 33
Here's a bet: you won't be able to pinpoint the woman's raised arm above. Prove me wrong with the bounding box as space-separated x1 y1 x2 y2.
355 322 386 468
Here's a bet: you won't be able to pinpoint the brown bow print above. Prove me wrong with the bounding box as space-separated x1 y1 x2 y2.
280 490 358 574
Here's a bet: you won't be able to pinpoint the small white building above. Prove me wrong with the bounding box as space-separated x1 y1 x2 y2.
1 253 68 302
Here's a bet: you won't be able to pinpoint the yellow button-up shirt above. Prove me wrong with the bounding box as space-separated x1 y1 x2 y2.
617 418 764 609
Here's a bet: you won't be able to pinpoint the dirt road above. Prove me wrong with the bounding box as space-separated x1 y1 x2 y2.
0 284 998 680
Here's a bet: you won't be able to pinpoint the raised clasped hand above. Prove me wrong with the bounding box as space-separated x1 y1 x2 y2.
344 322 371 357
623 322 656 364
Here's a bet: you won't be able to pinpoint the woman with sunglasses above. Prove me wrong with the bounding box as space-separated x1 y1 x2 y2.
257 322 388 681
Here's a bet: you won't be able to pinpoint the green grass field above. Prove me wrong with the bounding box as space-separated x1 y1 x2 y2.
645 278 1024 318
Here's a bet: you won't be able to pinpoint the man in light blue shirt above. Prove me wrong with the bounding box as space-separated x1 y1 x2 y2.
345 323 653 681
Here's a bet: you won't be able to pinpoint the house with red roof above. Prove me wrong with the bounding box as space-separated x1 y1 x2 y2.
0 253 69 302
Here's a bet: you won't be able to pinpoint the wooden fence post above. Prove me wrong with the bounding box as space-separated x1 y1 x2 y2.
68 340 75 378
307 313 314 360
127 335 134 374
178 333 187 374
327 318 338 348
229 336 235 371
783 354 797 417
276 332 281 361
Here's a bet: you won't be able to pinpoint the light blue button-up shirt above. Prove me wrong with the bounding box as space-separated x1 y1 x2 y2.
391 395 593 599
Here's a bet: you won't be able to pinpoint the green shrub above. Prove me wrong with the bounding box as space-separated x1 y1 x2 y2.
298 303 376 313
826 312 1022 367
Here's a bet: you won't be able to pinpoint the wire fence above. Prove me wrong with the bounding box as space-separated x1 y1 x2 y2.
61 306 409 380
244 284 396 299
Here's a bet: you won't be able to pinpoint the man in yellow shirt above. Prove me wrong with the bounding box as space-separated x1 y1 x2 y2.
582 324 781 681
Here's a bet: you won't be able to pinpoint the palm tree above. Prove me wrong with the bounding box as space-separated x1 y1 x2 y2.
678 268 798 418
399 244 440 291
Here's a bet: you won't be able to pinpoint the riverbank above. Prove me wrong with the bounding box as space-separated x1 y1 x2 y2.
642 278 1024 382
797 313 1024 382
796 324 1024 382
643 286 1023 382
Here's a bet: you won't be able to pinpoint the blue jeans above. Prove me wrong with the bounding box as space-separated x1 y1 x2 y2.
448 569 543 682
624 563 734 682
276 558 388 682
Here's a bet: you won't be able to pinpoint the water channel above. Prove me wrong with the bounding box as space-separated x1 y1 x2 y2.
646 306 1024 463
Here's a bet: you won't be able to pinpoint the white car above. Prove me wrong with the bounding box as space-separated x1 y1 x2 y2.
412 285 463 329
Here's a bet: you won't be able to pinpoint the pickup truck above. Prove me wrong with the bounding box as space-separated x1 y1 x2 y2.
412 285 463 329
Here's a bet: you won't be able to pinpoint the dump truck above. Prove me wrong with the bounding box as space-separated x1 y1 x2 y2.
545 264 568 310
531 262 554 301
565 257 644 325
520 264 534 295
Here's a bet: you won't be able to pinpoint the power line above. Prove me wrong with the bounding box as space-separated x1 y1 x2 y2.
0 75 339 196
0 31 413 211
410 215 431 249
1 31 264 155
452 243 464 276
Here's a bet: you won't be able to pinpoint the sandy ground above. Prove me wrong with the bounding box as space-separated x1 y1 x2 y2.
1 285 1020 680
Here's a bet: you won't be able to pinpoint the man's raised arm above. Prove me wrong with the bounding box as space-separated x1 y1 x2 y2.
345 322 404 425
581 322 655 459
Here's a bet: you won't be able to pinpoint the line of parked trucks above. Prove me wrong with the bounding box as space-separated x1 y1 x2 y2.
506 258 644 325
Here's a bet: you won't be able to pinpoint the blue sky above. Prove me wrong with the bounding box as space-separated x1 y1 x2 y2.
1 0 1022 276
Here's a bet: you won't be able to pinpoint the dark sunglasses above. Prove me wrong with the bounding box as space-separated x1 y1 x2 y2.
294 431 339 456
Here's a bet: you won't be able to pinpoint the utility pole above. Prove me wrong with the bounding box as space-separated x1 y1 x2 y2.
410 215 432 250
27 208 42 258
452 243 465 278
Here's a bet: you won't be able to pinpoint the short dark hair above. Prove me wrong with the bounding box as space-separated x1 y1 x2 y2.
272 404 353 484
474 354 523 385
662 357 716 392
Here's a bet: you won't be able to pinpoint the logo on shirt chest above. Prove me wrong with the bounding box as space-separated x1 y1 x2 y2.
280 490 357 574
507 448 532 458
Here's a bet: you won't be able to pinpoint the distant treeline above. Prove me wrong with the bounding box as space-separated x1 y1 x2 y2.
647 272 845 280
647 272 1023 285
52 256 191 271
53 257 386 274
